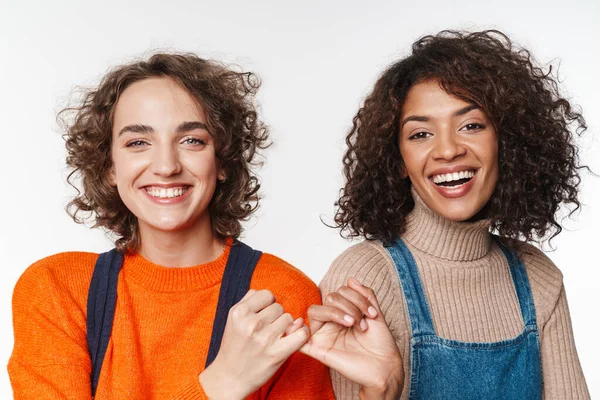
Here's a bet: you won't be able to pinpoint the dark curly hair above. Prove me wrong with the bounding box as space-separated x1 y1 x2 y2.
61 52 270 252
334 30 586 245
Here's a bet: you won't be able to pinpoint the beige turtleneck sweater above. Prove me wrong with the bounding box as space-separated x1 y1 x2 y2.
320 193 589 399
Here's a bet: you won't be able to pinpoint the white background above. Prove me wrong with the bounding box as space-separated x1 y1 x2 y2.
1 0 598 397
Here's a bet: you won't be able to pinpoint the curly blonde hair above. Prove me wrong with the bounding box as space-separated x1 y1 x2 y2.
61 53 270 251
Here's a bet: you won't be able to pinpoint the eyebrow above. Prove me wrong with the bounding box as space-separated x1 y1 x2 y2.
400 104 481 128
117 121 209 136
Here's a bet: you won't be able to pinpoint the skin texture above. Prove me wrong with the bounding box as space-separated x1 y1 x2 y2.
110 77 225 266
399 80 499 221
307 81 500 398
200 289 310 399
302 279 403 400
109 77 310 398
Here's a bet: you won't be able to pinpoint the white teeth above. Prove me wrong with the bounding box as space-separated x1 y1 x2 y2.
432 170 475 184
145 186 188 199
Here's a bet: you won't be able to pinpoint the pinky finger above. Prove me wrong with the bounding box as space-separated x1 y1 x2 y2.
285 317 305 336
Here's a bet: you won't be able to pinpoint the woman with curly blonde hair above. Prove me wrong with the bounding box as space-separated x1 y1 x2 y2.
8 53 334 399
300 30 590 399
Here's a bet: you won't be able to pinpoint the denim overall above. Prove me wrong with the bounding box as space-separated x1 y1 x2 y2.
385 238 543 400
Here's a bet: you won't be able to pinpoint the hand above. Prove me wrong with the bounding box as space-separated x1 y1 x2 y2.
199 289 309 400
301 279 404 400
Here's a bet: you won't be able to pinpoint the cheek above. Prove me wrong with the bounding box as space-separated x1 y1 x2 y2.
400 145 426 178
111 151 146 185
481 139 499 177
184 152 220 178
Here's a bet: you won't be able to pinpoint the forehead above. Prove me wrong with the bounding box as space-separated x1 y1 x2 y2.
113 77 206 128
401 80 472 117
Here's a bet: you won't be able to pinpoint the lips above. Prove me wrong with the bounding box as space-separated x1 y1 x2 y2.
140 184 193 204
143 186 190 199
428 167 479 198
431 169 476 187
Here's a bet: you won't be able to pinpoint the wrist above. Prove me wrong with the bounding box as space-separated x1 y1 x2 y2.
359 384 400 400
199 361 246 400
359 366 403 400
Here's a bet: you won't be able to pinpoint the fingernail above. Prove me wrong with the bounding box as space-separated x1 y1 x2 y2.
294 317 303 325
368 306 378 317
343 315 355 325
360 318 368 331
352 278 363 286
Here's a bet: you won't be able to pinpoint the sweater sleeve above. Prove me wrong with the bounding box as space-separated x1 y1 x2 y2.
518 244 590 400
319 241 408 400
250 253 335 400
540 286 590 399
8 254 95 399
171 377 208 400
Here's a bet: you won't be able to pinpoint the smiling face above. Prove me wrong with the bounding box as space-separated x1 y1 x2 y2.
398 80 499 221
110 77 224 237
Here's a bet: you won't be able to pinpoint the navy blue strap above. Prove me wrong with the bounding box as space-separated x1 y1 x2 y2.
495 237 538 327
87 248 123 398
87 242 261 395
205 241 262 367
384 238 436 337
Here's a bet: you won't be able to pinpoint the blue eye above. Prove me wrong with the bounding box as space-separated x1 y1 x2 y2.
125 140 148 147
183 137 206 145
408 131 431 140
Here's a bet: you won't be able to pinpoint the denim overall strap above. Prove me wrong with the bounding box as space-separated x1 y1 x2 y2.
205 241 262 367
495 238 537 327
87 248 123 398
385 238 436 337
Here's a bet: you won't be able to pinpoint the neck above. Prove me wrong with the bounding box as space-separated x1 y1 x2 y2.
137 214 224 267
402 188 492 262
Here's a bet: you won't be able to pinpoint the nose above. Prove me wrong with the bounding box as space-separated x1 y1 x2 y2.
150 145 182 177
431 130 466 161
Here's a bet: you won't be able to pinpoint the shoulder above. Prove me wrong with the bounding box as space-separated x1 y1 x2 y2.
322 241 409 338
13 251 99 312
11 252 100 368
320 240 397 295
251 252 320 318
512 241 564 325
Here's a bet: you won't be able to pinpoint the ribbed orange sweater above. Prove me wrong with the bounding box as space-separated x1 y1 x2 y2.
9 242 335 399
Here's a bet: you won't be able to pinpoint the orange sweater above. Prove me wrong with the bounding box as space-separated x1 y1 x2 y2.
9 243 334 399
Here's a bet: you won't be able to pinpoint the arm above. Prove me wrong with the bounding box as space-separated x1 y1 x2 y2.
540 285 590 400
317 244 407 400
8 263 92 399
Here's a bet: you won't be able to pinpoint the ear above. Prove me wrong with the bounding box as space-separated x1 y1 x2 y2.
217 167 226 182
400 163 408 179
107 167 117 187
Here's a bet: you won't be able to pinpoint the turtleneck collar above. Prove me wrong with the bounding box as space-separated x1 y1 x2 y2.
402 188 492 261
122 239 231 292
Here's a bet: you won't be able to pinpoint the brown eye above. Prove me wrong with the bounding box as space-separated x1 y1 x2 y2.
408 131 432 140
460 123 485 131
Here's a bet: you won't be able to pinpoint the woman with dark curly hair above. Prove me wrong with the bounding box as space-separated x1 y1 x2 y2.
8 53 334 399
300 31 590 399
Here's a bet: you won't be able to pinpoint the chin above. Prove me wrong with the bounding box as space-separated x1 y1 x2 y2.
432 203 482 222
141 215 194 232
